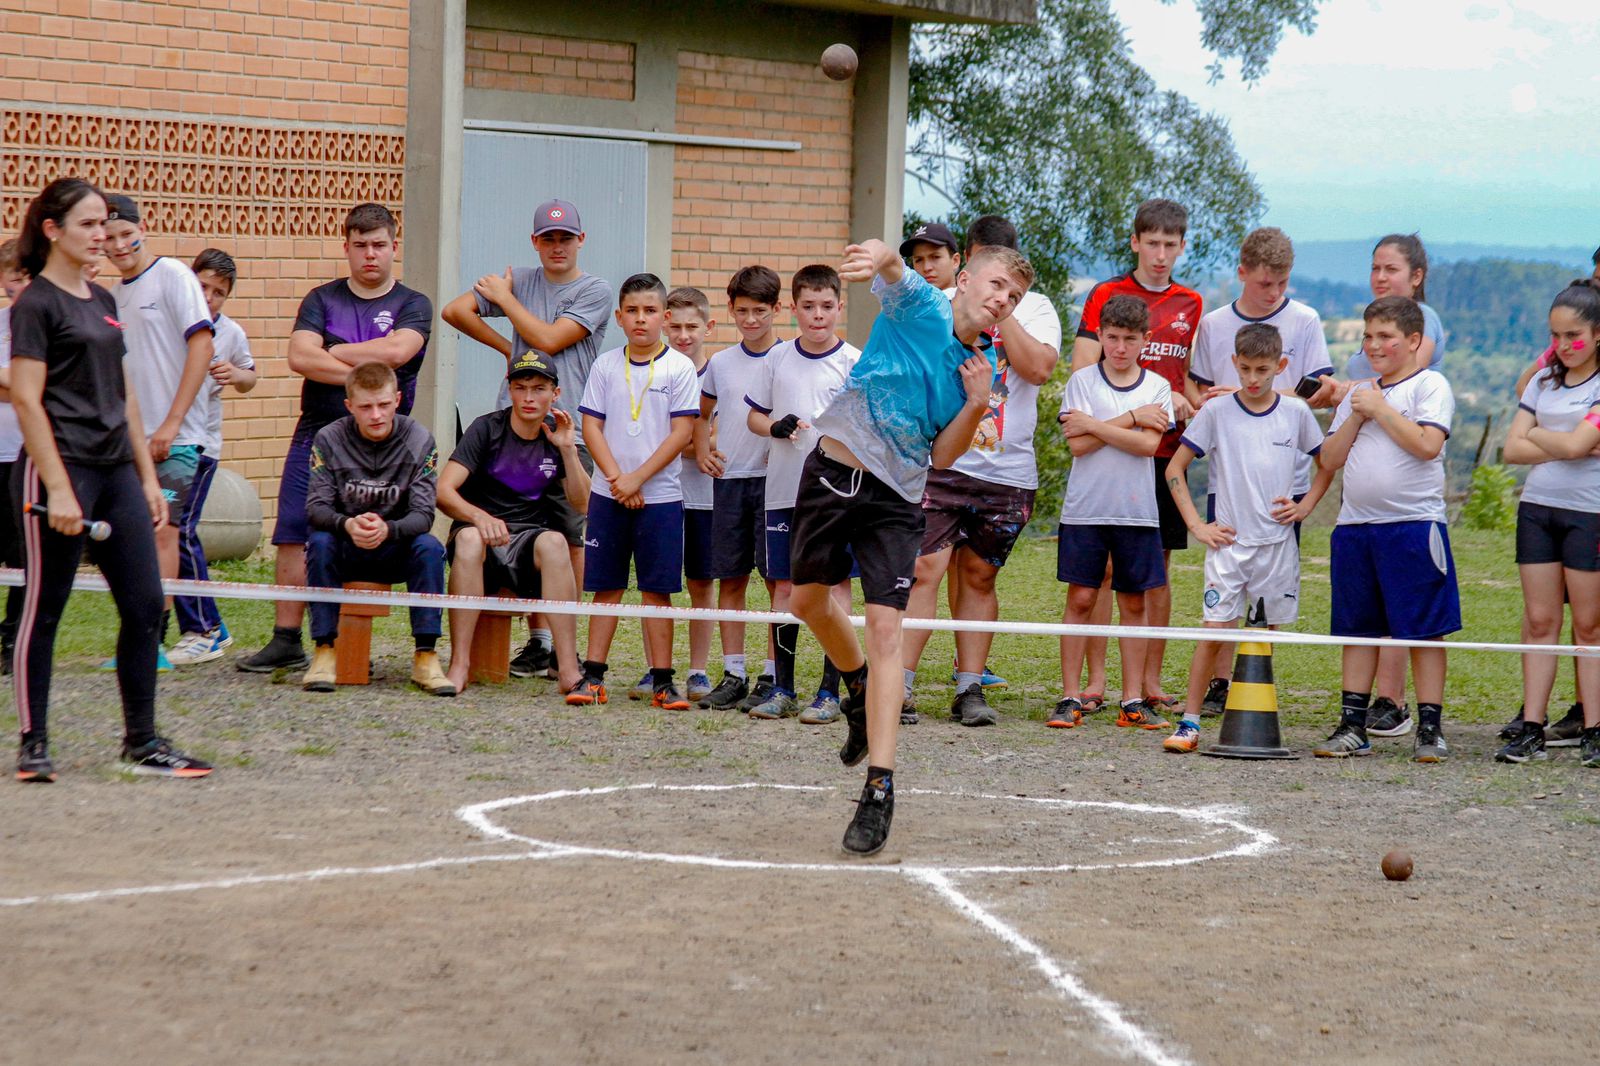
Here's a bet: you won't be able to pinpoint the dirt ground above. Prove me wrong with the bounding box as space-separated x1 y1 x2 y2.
6 645 1598 1066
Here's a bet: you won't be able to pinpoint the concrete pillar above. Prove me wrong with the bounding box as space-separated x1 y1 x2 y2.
846 16 910 348
404 0 467 448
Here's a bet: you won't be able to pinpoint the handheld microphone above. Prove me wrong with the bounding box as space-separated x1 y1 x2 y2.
24 503 111 541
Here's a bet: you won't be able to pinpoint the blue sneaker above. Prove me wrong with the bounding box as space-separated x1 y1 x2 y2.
167 623 234 666
949 663 1009 690
101 647 174 673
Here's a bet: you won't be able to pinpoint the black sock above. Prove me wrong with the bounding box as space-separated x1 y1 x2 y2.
273 625 303 644
773 622 798 692
1340 691 1371 730
415 634 437 653
651 666 674 688
583 659 608 680
842 664 868 702
820 657 841 697
1417 702 1443 731
866 765 894 793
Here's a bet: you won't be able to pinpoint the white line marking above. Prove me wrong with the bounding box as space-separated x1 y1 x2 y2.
911 868 1191 1066
0 849 571 907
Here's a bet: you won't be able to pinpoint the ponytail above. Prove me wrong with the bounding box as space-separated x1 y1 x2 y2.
17 177 103 278
1374 233 1430 304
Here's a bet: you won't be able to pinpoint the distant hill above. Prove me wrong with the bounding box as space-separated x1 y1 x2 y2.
1290 239 1594 287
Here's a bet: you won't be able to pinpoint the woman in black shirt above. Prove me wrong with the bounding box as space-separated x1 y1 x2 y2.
10 178 212 782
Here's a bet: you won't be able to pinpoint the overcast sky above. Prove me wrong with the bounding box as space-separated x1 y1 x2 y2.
1117 0 1598 246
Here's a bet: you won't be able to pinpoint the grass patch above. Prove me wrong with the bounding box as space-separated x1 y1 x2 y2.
291 742 337 757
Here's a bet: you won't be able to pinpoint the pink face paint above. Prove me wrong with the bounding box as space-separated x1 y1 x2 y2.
1572 339 1587 351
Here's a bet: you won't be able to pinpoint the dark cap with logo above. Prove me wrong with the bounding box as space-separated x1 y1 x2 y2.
104 194 142 225
533 199 582 236
899 222 957 257
507 353 559 384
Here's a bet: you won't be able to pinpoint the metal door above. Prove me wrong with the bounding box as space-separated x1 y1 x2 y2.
456 130 648 427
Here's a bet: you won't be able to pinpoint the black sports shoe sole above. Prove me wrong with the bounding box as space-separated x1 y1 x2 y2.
15 768 56 782
237 654 310 673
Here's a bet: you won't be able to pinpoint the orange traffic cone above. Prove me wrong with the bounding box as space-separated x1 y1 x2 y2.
1202 634 1296 760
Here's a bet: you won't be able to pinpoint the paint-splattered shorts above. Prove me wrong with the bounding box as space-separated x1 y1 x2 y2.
918 468 1035 569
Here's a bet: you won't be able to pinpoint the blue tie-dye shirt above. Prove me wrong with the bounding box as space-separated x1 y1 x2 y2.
812 270 995 502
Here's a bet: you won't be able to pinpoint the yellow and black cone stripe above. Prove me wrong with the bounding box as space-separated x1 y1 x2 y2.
1203 635 1297 760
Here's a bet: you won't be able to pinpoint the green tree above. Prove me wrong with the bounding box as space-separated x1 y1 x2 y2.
908 0 1320 299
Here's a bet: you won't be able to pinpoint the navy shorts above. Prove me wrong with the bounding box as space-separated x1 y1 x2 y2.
790 448 921 609
1516 501 1600 572
766 506 858 583
271 421 324 546
1330 521 1461 640
709 476 769 580
684 507 714 582
1056 523 1167 594
583 493 684 595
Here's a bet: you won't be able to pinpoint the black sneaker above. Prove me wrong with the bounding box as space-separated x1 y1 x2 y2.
1366 697 1413 738
1498 704 1527 741
1412 722 1448 763
1546 704 1584 747
738 674 776 712
839 677 869 767
120 737 214 778
950 683 997 727
1495 720 1547 763
509 637 552 679
1581 727 1600 769
16 736 54 783
236 629 309 673
842 778 894 856
698 672 749 710
1200 677 1230 717
900 697 919 725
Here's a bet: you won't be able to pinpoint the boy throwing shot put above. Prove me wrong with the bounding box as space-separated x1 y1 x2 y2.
1161 324 1324 752
790 238 1031 856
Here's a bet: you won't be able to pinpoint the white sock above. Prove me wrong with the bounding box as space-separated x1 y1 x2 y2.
903 668 916 700
955 671 983 691
762 658 775 679
532 628 552 650
724 654 747 679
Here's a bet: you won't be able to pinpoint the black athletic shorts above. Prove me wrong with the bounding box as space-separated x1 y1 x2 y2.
1152 460 1187 551
549 444 593 548
447 524 556 598
791 447 923 610
1516 501 1600 571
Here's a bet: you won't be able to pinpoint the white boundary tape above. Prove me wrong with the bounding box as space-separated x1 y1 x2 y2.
4 566 1595 657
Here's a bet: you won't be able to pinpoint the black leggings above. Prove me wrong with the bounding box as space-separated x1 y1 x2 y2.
13 457 163 746
0 459 25 650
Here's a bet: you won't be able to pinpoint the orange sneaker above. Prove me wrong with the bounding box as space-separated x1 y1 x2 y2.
565 676 608 706
1116 700 1168 730
651 683 690 711
1046 697 1083 728
1163 720 1200 752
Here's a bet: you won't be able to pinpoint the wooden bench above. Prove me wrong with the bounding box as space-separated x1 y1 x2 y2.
334 581 390 685
467 591 520 685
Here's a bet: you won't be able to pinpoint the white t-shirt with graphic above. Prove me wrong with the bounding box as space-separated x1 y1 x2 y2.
745 337 861 510
700 342 776 479
945 288 1062 490
1058 364 1173 527
1519 367 1600 513
201 313 256 457
578 346 700 504
1180 394 1323 545
114 256 215 448
1329 369 1454 525
0 306 21 462
1189 298 1332 495
680 361 714 510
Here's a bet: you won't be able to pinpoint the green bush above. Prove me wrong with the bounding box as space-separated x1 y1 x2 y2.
1029 361 1071 532
1461 464 1517 532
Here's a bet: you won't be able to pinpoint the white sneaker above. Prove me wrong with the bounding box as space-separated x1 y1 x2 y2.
166 626 230 666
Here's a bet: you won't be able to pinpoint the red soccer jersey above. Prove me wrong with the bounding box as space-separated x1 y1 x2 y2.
1076 273 1204 456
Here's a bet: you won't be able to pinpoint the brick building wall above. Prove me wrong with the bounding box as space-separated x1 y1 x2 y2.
671 51 855 349
0 0 411 522
464 27 635 100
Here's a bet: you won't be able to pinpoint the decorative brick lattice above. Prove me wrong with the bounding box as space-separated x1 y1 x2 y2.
464 27 635 101
0 109 406 239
